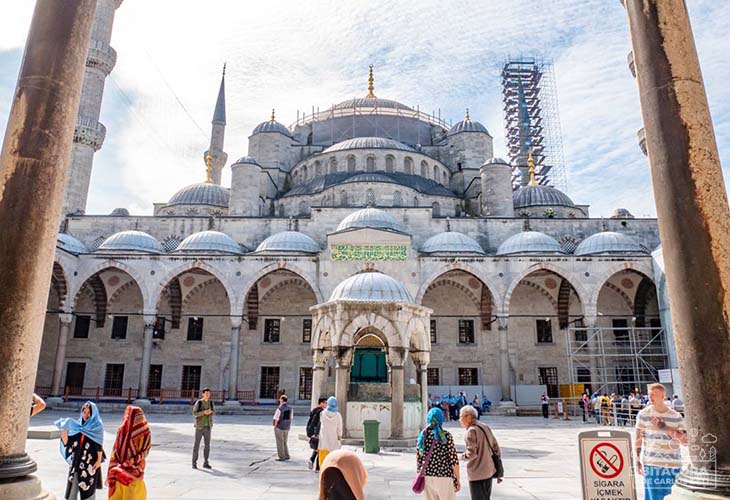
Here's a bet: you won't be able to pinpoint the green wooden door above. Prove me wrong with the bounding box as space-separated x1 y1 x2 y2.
351 348 387 383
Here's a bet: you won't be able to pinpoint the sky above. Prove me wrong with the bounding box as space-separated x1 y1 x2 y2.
1 0 728 218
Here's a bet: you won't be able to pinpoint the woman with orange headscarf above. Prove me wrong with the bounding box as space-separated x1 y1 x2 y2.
319 450 368 500
107 406 152 500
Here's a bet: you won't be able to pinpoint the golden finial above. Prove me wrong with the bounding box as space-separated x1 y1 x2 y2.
465 108 471 121
270 108 276 122
366 64 376 98
528 150 538 187
204 152 213 183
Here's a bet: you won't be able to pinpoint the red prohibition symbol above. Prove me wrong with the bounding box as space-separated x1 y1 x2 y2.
589 442 624 479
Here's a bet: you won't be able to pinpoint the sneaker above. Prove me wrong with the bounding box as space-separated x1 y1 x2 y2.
307 460 314 470
203 462 211 469
192 463 197 469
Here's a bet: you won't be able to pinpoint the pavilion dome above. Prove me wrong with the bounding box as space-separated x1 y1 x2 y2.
574 231 647 256
322 137 414 154
109 207 130 216
330 272 413 303
168 182 229 208
513 185 576 209
332 97 413 111
482 157 510 166
337 207 406 233
175 230 243 254
255 231 320 254
232 156 261 166
97 230 163 254
420 231 485 255
252 118 292 138
496 231 563 256
448 118 489 136
57 233 88 254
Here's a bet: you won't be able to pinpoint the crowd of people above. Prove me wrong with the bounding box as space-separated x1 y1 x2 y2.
428 392 491 421
578 389 684 427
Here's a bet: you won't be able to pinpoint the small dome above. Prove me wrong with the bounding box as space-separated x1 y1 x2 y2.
97 230 163 254
176 231 243 254
513 185 576 209
168 182 229 207
421 232 485 255
255 231 319 254
233 156 260 166
332 97 413 111
610 208 635 219
448 119 489 136
57 233 87 254
252 119 292 138
575 231 647 256
109 207 130 216
497 231 563 256
337 207 406 233
482 157 510 166
330 272 412 303
323 137 414 154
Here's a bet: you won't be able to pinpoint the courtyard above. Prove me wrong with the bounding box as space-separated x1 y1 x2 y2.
28 410 642 500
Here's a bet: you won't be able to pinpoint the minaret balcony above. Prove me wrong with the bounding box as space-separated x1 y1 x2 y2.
637 127 647 156
627 50 636 78
86 40 117 75
73 116 106 151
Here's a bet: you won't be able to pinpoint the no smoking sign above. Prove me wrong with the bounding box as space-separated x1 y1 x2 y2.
579 431 636 500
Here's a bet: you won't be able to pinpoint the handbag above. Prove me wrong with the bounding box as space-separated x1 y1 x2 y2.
309 436 319 450
412 438 437 494
474 425 504 479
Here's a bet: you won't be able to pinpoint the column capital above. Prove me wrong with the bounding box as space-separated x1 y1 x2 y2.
410 350 430 368
230 317 243 329
582 315 598 328
387 346 407 368
312 348 330 368
496 314 509 330
58 313 74 326
335 346 354 368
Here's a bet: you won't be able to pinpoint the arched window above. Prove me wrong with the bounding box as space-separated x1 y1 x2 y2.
340 190 348 207
385 155 395 173
404 157 413 174
298 200 309 215
315 160 323 177
432 201 441 217
347 155 356 172
393 191 402 207
421 160 429 178
455 203 461 217
366 156 375 172
442 171 448 186
302 165 308 180
433 165 439 180
413 196 419 207
329 157 337 174
278 204 286 217
366 189 376 206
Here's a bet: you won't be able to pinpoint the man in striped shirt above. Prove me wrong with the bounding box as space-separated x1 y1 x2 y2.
634 383 688 500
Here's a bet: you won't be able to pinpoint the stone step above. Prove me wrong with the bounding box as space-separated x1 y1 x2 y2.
27 426 62 440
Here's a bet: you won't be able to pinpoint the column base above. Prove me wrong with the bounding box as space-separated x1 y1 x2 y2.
132 398 151 406
0 475 54 500
223 400 240 407
670 466 730 498
45 396 64 406
490 401 517 416
0 453 37 480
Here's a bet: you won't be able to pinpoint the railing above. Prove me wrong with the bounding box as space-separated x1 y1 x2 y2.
73 116 106 151
86 40 117 74
290 104 453 131
34 386 52 398
49 387 259 405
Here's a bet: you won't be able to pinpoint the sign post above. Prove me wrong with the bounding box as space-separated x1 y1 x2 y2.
578 430 637 500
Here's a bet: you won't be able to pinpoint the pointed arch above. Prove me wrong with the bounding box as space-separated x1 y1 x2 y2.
51 262 68 308
503 263 587 316
152 260 236 313
634 276 656 327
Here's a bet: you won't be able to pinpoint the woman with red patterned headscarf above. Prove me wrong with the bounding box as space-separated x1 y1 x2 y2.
107 405 152 500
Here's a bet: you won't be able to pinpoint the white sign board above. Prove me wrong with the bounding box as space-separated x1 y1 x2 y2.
658 369 673 383
579 430 636 500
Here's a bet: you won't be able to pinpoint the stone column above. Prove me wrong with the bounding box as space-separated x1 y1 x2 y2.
135 314 156 404
0 0 96 495
225 318 242 405
388 347 406 440
497 315 511 401
334 347 353 438
625 1 730 495
50 313 74 398
411 351 431 427
582 314 601 393
310 349 328 408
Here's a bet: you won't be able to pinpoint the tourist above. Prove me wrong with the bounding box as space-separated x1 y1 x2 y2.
619 394 630 426
540 393 549 419
611 393 622 425
471 395 481 419
459 405 502 499
319 449 367 500
629 392 643 425
306 397 328 470
318 396 343 467
107 405 151 500
273 394 293 461
31 392 46 417
192 387 214 469
581 393 590 422
416 407 460 500
635 383 687 500
55 401 105 500
600 394 611 425
671 394 684 415
592 393 602 424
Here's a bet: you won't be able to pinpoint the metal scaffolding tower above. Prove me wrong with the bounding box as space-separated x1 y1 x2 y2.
502 57 567 191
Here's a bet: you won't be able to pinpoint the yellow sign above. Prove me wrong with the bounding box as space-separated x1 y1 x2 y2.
331 244 407 261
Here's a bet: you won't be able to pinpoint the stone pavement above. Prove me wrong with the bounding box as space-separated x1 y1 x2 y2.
27 410 644 499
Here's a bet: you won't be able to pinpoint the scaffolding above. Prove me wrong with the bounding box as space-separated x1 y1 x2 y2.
565 324 669 396
501 57 567 191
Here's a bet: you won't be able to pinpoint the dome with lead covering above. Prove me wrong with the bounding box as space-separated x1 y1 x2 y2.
252 119 292 138
233 156 260 166
109 208 130 216
337 207 406 233
330 272 412 303
168 182 229 208
496 231 563 256
448 119 489 136
574 231 647 256
483 157 509 166
57 233 88 254
323 137 414 154
97 230 163 254
176 231 243 254
255 231 320 254
421 232 485 255
513 185 576 209
332 97 413 111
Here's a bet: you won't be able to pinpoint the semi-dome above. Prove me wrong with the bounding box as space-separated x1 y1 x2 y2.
574 231 647 256
109 207 130 216
329 272 412 303
336 207 407 233
322 137 415 154
57 233 88 254
610 208 635 219
255 231 320 254
176 230 243 254
483 157 509 166
513 185 576 209
97 230 163 254
332 97 413 111
252 119 292 138
233 156 260 166
168 182 229 207
421 231 485 255
448 118 489 136
496 231 563 256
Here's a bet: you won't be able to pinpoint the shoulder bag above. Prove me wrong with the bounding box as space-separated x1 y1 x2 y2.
474 425 504 479
412 437 437 494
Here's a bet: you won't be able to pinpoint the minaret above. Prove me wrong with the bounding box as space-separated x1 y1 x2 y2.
61 0 124 216
204 64 228 185
516 79 532 186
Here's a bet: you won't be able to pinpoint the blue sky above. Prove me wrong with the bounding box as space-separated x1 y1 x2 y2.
1 0 728 217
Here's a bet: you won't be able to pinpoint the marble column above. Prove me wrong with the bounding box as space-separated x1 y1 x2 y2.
310 349 328 408
0 0 96 495
582 315 600 393
389 347 406 440
335 347 353 437
50 313 74 397
225 318 242 404
135 314 156 403
497 315 511 401
411 351 431 427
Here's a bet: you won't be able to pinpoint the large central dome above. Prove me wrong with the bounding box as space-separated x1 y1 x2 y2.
323 137 415 153
332 97 413 111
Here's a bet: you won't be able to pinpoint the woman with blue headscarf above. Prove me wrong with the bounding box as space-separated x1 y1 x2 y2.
55 401 106 500
317 396 343 468
416 407 460 499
